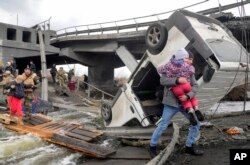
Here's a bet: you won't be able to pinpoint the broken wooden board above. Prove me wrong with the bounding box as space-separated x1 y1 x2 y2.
0 113 115 158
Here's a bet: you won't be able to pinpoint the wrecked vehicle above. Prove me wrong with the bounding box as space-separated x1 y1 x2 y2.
101 10 248 127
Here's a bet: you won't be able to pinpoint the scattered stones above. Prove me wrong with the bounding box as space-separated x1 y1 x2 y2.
246 134 250 141
231 135 247 141
200 121 214 128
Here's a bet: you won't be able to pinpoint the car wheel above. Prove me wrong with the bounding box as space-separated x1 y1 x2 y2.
145 23 168 55
101 101 112 122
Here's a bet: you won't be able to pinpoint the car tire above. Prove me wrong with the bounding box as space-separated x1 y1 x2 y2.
101 101 112 122
145 23 168 55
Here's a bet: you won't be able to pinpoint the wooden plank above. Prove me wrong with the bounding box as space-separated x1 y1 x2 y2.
4 124 54 139
43 123 61 130
32 114 52 123
71 128 102 138
0 112 115 158
29 117 46 125
41 123 58 128
23 118 40 126
65 131 92 142
51 133 116 158
52 124 68 132
46 124 65 131
63 125 79 132
34 121 55 128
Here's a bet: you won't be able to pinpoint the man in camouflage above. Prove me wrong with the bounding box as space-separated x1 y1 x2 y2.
57 67 66 87
0 71 14 106
22 67 39 115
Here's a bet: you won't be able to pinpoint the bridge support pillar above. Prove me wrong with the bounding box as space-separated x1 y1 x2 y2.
88 65 115 91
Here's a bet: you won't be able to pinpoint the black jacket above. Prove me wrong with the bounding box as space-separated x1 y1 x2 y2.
30 63 36 72
50 66 57 75
5 81 31 98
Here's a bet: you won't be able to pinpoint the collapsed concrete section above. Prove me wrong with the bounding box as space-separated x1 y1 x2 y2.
0 22 59 71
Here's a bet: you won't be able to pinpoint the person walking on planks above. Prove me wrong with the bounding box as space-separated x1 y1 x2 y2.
149 48 204 158
22 67 40 116
5 75 26 125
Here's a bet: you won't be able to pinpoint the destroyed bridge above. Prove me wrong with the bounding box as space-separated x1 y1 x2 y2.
0 1 250 91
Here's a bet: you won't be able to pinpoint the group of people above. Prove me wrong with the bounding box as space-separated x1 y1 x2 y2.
51 66 88 92
149 48 205 157
50 66 77 91
0 60 39 125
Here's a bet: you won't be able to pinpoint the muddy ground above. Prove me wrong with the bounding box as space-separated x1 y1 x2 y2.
166 114 250 165
32 81 250 164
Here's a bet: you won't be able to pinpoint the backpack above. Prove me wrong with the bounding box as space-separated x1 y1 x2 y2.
14 83 25 99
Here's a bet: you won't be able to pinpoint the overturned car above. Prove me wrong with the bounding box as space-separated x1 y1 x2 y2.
101 10 248 127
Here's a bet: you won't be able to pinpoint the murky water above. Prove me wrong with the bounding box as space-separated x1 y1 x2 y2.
1 101 249 164
0 109 108 165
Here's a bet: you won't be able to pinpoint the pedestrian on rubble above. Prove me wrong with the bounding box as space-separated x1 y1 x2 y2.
57 67 66 87
68 69 74 81
30 60 36 73
5 75 27 125
22 67 40 116
149 48 204 158
50 64 57 84
157 48 204 125
68 77 77 92
83 74 88 90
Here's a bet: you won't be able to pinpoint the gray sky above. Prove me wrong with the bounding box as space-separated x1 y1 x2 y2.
1 0 249 77
0 0 250 30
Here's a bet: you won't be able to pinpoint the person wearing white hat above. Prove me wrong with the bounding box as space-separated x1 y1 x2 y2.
149 48 204 158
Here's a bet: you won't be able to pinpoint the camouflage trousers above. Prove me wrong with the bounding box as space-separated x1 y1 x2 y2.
24 91 34 114
58 78 65 87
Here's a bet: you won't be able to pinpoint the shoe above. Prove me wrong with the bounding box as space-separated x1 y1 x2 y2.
148 145 157 158
195 110 204 121
188 110 197 126
17 117 24 126
185 145 204 156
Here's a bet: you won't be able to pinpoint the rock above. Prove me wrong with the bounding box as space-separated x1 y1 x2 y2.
246 134 250 141
201 121 214 128
231 135 247 141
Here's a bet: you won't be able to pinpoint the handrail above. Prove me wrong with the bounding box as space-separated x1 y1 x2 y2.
54 20 166 38
77 80 115 99
31 17 51 30
52 0 208 39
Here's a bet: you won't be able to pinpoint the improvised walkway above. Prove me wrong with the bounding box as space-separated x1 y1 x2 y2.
0 113 116 158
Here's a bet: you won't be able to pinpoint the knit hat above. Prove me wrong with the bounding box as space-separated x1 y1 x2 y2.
173 48 189 60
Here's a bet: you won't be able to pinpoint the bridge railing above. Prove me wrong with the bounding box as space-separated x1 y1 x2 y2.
52 0 209 40
76 80 115 100
53 16 167 39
